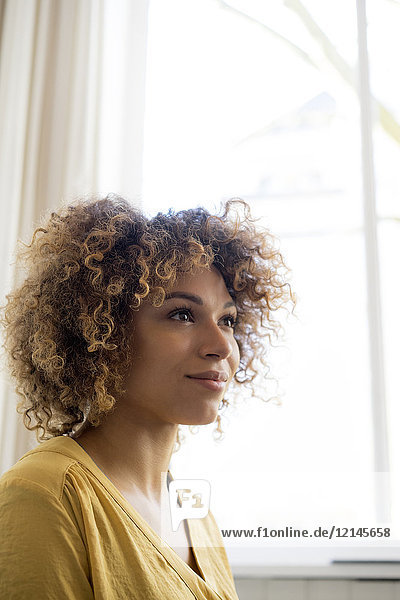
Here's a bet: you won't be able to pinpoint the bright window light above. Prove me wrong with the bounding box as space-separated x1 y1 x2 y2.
142 0 400 566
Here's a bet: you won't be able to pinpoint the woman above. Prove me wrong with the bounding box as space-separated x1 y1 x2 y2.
0 195 294 599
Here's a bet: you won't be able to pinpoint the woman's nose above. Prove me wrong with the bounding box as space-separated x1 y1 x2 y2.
197 321 233 359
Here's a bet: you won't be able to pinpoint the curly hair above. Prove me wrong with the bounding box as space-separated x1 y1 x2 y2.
1 194 295 444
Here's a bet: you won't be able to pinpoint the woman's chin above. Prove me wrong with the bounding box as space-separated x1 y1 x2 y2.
179 409 220 427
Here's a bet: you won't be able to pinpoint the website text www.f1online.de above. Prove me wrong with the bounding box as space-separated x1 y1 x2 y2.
220 526 391 540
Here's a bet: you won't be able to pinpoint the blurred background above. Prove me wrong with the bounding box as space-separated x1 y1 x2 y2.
1 0 399 597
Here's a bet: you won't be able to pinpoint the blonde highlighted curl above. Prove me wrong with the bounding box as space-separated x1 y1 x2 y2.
1 195 295 444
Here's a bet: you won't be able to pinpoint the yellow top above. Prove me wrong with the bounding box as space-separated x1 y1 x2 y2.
0 436 239 600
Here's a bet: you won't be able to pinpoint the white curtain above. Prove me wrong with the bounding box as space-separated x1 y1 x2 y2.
0 0 150 474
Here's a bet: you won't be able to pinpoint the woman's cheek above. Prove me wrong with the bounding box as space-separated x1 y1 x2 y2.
232 339 240 370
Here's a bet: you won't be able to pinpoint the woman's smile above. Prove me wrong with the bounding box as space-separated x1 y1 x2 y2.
185 376 226 392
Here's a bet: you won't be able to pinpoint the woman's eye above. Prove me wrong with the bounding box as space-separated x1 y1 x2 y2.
169 308 237 328
224 315 237 328
170 309 192 322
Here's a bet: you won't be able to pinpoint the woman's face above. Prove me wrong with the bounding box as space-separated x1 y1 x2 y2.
123 265 240 427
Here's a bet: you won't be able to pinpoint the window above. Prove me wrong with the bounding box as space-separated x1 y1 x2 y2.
142 0 400 565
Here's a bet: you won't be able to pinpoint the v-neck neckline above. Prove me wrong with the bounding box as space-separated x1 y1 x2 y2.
65 437 214 589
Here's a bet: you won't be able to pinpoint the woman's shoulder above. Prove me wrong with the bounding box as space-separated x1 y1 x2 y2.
0 437 94 599
0 435 83 500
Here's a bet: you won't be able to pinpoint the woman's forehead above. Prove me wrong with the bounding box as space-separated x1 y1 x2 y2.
137 266 235 312
170 265 229 296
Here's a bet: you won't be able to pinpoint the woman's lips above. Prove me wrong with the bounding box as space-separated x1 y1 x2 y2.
186 376 225 392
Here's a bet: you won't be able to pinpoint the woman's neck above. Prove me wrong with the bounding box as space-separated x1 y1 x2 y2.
73 409 178 503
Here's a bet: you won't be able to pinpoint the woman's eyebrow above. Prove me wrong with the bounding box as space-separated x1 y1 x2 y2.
164 292 236 309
